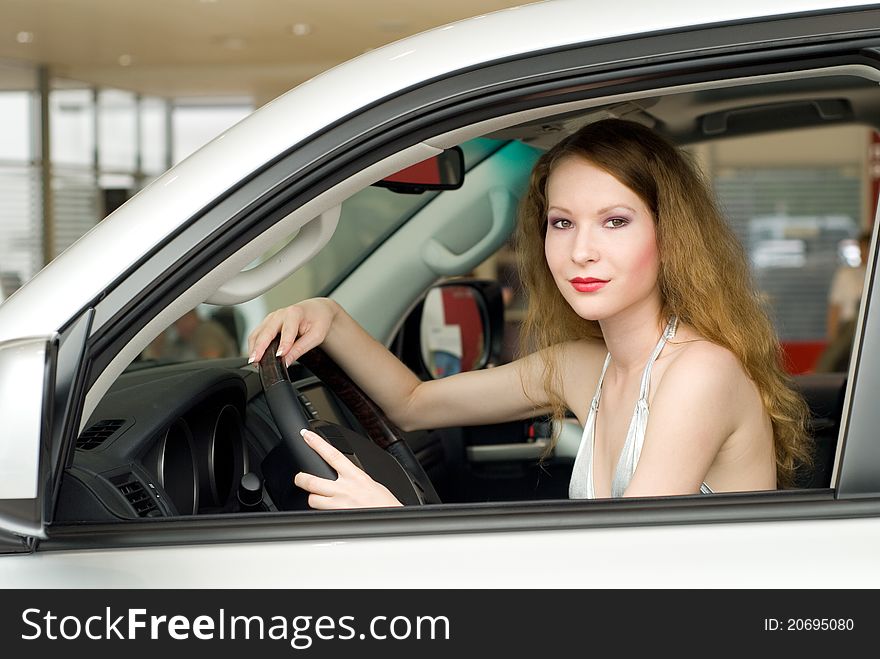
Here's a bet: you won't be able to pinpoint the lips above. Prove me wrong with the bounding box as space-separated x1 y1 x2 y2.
569 277 609 293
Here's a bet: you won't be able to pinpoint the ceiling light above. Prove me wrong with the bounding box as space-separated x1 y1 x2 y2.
290 23 312 37
118 54 133 66
16 31 34 44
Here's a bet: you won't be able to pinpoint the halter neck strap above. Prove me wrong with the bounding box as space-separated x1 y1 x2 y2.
591 316 678 409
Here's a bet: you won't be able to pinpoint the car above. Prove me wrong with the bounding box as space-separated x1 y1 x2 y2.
2 0 880 588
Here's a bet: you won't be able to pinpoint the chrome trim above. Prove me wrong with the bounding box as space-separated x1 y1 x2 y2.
208 405 246 508
155 419 198 515
553 418 584 460
466 439 550 463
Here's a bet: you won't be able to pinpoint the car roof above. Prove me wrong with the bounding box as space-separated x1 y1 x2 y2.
0 0 876 340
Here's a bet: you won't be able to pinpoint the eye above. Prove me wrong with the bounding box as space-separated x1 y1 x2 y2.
604 217 629 229
549 218 572 230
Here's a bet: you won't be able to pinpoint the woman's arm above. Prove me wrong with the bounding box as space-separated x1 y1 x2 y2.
247 298 555 432
247 298 585 509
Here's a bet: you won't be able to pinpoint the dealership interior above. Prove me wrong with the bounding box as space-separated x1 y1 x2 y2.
1 0 878 377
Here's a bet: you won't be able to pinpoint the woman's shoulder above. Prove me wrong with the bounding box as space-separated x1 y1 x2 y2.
651 330 769 462
660 331 752 399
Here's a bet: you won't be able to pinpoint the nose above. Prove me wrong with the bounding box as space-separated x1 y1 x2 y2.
570 226 598 265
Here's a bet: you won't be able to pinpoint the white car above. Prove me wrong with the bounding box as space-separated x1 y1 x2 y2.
2 0 880 587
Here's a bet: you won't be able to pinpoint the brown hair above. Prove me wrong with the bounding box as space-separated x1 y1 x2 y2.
514 118 812 489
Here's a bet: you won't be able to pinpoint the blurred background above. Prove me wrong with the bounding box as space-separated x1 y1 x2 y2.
0 0 523 294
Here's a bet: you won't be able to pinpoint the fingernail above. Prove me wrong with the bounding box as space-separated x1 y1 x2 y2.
300 428 309 438
247 353 255 364
275 348 284 357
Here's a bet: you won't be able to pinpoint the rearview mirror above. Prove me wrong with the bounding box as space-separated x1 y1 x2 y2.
372 147 465 194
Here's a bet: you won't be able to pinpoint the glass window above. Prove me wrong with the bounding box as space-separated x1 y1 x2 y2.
0 63 40 292
171 102 252 165
97 89 137 172
51 167 100 258
140 97 168 176
50 88 95 167
248 138 507 319
0 91 33 161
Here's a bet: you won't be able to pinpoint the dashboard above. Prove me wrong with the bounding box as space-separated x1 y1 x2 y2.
58 359 354 521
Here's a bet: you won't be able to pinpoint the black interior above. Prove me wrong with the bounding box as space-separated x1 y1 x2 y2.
792 372 848 489
59 360 338 520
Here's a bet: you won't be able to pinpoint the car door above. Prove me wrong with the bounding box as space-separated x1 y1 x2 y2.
4 1 880 587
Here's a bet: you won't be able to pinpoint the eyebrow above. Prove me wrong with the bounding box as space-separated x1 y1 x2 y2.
547 204 637 216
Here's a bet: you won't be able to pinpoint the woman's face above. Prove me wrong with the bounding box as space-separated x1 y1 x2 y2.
544 156 660 322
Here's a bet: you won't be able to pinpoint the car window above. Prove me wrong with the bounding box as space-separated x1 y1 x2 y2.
83 62 880 528
126 113 875 505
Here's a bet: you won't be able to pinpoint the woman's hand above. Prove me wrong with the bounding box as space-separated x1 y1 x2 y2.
294 429 403 509
247 298 338 367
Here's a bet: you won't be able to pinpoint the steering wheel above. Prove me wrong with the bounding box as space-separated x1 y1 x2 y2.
257 335 441 509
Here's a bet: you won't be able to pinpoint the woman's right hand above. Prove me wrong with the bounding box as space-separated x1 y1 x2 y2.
247 297 339 367
294 429 403 509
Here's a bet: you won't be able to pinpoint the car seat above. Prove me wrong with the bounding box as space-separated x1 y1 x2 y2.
791 372 847 488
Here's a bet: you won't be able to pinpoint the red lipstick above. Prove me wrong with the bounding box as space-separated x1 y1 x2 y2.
570 277 608 293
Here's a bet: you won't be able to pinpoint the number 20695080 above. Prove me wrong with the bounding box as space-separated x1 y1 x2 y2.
764 619 854 631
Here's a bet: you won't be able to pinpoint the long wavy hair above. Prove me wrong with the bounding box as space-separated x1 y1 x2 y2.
514 118 812 489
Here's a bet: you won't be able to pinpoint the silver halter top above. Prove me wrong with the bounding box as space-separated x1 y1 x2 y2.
569 316 714 499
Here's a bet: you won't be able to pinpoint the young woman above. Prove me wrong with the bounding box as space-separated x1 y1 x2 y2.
247 118 813 508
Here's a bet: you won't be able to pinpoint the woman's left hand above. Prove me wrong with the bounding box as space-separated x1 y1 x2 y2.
293 429 404 509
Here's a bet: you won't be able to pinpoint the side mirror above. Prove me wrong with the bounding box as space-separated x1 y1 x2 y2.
393 279 505 380
420 286 482 377
372 147 465 194
0 336 52 539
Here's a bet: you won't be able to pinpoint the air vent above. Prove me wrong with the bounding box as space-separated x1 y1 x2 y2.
77 419 125 450
112 475 162 518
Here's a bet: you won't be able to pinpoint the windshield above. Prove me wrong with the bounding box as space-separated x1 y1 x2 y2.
280 138 504 299
137 137 507 365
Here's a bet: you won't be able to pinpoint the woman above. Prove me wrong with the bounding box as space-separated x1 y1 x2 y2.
247 118 812 508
